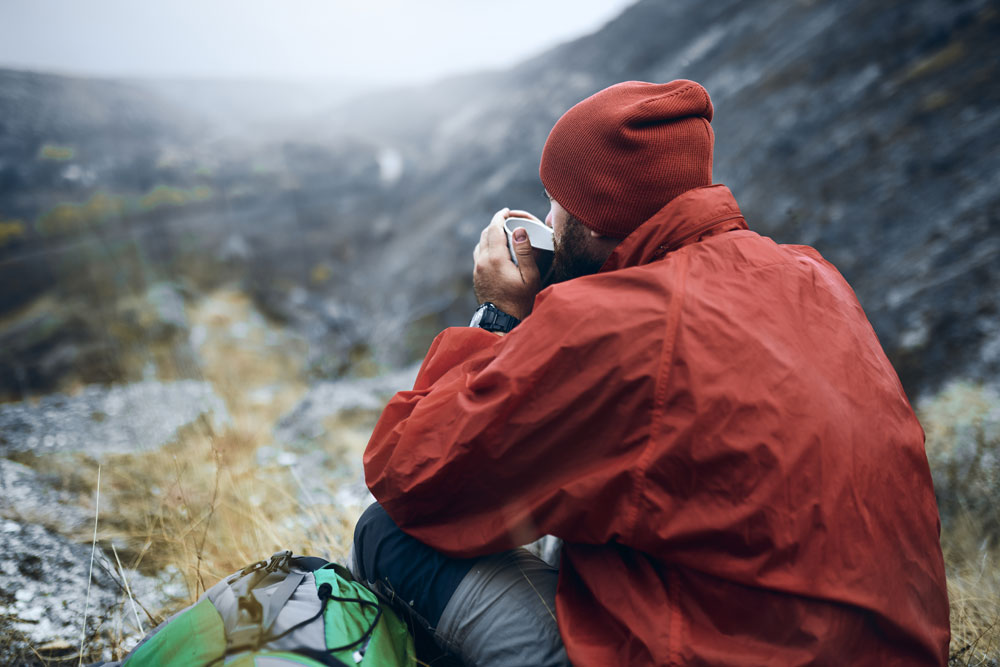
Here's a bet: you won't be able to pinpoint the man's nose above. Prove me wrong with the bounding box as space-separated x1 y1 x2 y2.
545 209 553 228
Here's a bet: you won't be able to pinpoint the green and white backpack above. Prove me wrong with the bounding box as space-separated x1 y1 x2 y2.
114 551 415 666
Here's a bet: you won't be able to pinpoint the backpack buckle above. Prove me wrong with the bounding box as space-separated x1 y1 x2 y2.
266 550 293 573
238 559 267 577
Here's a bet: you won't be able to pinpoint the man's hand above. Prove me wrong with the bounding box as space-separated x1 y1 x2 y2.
473 208 542 321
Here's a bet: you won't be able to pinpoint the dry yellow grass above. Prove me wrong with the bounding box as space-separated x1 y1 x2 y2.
943 514 1000 664
112 288 369 592
921 382 1000 664
39 288 375 662
102 426 355 592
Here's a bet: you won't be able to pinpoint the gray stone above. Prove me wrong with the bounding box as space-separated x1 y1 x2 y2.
0 459 89 534
273 365 419 448
0 381 231 458
143 282 189 338
0 519 176 664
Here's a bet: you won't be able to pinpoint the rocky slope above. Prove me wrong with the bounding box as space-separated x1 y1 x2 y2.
1 0 997 399
312 0 1000 397
1 1 999 660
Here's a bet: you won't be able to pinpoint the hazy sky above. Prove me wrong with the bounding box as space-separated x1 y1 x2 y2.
0 0 635 85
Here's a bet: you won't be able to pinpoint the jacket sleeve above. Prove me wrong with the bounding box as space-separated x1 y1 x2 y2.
363 278 664 557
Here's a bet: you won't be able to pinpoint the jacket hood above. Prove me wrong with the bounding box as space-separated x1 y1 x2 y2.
601 184 748 272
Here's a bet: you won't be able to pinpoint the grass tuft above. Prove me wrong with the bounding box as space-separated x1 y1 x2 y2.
920 382 1000 664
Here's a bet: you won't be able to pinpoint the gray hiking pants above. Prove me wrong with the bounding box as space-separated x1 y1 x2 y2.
351 503 569 667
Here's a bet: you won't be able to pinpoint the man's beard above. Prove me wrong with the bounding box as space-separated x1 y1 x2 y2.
546 216 608 286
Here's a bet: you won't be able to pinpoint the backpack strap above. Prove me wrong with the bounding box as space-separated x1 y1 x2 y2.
292 556 330 572
260 571 306 635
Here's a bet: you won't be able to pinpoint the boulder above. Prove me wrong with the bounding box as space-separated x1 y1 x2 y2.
0 519 172 665
0 380 230 458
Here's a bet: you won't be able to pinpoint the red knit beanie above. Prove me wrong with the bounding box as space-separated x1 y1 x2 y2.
539 80 714 238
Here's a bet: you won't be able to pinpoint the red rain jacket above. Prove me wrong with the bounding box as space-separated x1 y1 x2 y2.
365 185 950 666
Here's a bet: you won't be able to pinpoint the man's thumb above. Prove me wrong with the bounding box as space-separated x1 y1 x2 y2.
512 227 539 278
513 228 532 254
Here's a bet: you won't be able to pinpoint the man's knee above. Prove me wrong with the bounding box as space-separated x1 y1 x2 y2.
356 501 395 538
350 504 567 664
350 502 475 629
352 502 398 583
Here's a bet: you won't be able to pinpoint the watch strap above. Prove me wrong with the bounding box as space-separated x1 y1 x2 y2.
471 302 520 333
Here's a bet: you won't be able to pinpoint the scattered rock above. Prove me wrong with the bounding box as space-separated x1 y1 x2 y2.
0 296 90 401
0 381 230 458
0 519 170 665
133 282 189 340
0 458 90 534
273 365 419 448
267 366 419 518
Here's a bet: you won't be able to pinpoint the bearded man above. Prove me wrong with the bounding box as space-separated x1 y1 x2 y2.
352 80 950 666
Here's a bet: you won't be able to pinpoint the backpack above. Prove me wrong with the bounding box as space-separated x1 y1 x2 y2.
117 550 415 666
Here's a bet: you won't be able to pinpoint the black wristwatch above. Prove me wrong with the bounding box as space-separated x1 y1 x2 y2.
470 302 520 333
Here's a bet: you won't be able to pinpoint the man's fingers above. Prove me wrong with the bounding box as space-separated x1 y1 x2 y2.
490 208 510 227
484 220 507 255
508 209 542 224
481 208 509 251
488 208 510 238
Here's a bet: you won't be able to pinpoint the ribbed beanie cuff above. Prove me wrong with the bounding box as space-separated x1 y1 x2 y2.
540 80 714 238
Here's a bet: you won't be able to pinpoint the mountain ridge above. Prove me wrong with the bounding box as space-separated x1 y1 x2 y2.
1 0 998 400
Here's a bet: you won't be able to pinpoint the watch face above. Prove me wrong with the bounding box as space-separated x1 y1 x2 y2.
470 305 485 328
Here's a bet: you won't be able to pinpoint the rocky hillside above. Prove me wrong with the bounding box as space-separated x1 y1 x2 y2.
1 0 997 402
1 1 999 662
312 0 999 397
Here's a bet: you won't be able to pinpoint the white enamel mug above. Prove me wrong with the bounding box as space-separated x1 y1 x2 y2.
503 216 554 265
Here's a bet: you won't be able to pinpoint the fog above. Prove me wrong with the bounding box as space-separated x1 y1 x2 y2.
0 0 635 85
